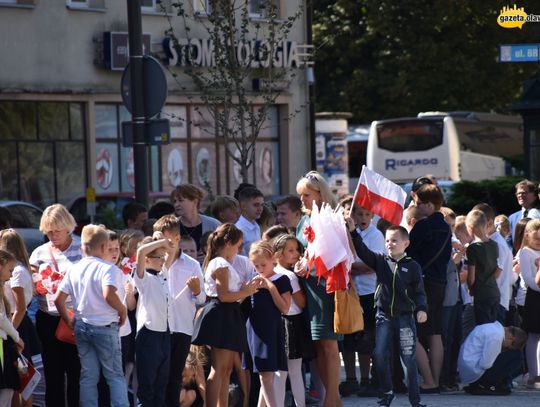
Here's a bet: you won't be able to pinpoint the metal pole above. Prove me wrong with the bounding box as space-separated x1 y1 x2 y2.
127 0 149 208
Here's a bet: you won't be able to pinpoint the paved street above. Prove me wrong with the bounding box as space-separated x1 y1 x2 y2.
341 389 540 406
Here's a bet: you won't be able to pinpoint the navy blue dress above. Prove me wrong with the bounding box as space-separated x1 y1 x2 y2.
246 274 292 372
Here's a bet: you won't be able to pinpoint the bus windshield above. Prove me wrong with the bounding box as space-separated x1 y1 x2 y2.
377 120 443 152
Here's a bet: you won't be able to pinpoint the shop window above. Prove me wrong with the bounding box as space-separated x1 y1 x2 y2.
56 142 86 204
39 102 69 141
0 101 37 141
0 101 87 208
19 142 54 208
0 142 18 200
95 103 160 194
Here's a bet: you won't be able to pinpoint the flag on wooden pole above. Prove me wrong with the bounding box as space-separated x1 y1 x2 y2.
353 166 407 225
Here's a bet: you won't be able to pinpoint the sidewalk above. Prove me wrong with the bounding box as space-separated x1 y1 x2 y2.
341 389 540 406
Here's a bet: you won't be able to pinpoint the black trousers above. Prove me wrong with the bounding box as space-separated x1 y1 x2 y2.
166 332 192 407
35 310 81 407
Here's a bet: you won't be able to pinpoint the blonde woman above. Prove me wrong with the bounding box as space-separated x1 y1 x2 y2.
29 204 82 407
295 171 342 407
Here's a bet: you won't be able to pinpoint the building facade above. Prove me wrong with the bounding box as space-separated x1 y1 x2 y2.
0 0 312 209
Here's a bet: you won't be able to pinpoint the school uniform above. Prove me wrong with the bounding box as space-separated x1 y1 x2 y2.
165 252 206 407
133 265 170 407
58 256 128 407
192 257 248 352
0 297 21 392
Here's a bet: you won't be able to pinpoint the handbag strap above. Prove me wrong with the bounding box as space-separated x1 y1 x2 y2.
48 243 60 273
421 230 451 272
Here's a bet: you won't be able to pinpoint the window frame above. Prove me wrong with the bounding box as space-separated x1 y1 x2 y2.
66 0 89 8
140 0 156 13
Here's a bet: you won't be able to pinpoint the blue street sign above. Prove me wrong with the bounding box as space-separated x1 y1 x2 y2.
499 44 540 62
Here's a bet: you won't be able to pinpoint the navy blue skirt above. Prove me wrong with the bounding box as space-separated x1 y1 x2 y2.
192 299 248 353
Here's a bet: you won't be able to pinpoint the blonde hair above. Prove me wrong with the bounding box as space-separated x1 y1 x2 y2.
249 240 275 260
495 214 511 237
81 224 109 254
39 204 77 234
295 171 337 214
0 229 30 271
523 219 540 249
0 250 16 315
440 207 456 221
465 209 487 235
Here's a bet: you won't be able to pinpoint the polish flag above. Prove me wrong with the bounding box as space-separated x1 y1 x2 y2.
353 166 407 225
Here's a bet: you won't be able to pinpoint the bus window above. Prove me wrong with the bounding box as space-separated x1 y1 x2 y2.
377 120 443 152
453 120 522 157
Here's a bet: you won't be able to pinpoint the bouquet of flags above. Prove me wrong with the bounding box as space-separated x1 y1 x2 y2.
304 202 355 293
33 263 64 296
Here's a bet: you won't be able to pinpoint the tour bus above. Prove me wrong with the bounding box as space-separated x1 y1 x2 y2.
366 111 523 183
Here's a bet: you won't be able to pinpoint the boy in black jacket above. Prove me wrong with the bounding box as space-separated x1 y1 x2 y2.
348 220 427 407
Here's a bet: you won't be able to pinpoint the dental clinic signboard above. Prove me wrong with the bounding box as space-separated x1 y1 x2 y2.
162 37 304 68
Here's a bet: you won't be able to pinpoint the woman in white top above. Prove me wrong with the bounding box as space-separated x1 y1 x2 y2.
29 204 82 407
0 229 40 407
191 224 259 407
518 219 540 389
0 250 25 407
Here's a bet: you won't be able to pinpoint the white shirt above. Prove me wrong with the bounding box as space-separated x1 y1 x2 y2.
134 266 169 332
167 252 206 335
0 299 19 342
58 256 119 326
509 208 540 238
458 321 504 384
275 264 302 315
204 257 242 297
235 215 261 255
514 249 526 306
518 246 540 293
232 255 256 284
490 231 514 310
116 272 132 337
354 224 386 296
30 237 82 314
5 262 34 310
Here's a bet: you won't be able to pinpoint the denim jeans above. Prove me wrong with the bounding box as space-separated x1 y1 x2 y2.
373 311 421 406
74 320 128 407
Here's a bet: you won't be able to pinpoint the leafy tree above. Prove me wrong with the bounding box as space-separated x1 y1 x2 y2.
160 0 302 183
314 0 539 123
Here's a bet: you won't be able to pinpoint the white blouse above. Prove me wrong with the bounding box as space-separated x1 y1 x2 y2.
204 257 242 297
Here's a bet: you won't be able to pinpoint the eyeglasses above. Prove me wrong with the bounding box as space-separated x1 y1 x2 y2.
516 191 533 196
147 255 166 261
304 173 318 182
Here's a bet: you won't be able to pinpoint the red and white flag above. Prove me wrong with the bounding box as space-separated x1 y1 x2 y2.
353 166 407 225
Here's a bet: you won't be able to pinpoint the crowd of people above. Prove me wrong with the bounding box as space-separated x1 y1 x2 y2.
0 173 538 407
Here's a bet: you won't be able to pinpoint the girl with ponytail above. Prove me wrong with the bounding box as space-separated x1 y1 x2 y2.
192 223 260 406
